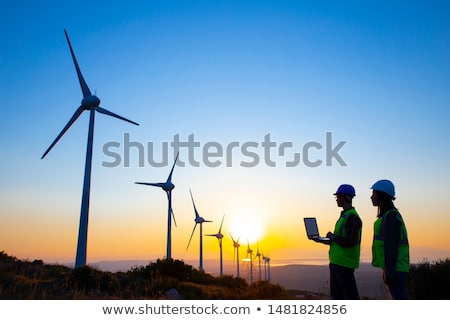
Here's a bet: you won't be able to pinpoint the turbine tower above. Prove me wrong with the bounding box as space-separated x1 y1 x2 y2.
206 214 225 276
230 233 241 277
186 189 212 271
41 29 139 268
135 152 179 259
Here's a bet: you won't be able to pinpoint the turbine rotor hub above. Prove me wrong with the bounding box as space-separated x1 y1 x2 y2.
164 182 175 191
196 217 205 223
81 95 101 109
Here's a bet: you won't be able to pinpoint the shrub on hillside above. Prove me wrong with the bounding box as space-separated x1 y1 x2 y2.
408 258 450 299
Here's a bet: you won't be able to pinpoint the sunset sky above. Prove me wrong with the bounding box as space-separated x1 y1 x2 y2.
1 1 450 272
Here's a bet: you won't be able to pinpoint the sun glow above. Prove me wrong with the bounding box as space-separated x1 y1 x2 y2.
227 208 266 245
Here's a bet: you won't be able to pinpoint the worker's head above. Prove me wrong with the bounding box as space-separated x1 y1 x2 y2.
370 179 396 207
333 184 355 207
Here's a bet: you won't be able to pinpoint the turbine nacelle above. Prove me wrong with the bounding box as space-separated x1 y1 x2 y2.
230 233 240 248
207 232 224 240
195 216 211 224
81 95 100 109
163 181 175 192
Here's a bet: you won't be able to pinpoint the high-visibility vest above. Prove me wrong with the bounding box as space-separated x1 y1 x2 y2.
372 209 410 272
329 208 361 269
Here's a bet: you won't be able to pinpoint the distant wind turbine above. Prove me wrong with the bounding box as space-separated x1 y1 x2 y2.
186 189 212 271
206 214 225 276
255 243 262 281
41 29 139 268
135 152 179 259
246 240 254 284
262 253 271 282
230 233 240 277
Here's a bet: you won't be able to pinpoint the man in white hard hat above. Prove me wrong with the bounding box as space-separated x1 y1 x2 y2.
371 179 410 299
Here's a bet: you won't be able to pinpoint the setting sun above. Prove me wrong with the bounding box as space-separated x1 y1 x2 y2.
227 208 266 245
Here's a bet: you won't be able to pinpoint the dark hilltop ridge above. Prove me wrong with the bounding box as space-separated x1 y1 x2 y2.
1 251 449 299
0 251 324 299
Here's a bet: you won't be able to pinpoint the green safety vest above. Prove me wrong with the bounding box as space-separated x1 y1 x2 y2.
372 209 410 272
329 208 361 269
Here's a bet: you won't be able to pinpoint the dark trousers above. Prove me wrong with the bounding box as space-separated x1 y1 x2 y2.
387 271 408 299
329 263 360 299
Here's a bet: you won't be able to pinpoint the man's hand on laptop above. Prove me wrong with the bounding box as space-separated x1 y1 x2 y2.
326 232 335 241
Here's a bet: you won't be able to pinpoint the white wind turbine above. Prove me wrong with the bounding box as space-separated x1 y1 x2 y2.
230 233 241 277
135 152 179 259
206 214 225 276
41 29 139 268
186 189 212 271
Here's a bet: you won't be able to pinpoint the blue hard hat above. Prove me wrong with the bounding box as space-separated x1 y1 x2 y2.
333 184 356 197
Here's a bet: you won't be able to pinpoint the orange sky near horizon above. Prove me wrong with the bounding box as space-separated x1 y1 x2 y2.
2 176 450 269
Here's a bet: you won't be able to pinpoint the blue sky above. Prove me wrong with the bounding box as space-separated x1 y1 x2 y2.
1 0 450 267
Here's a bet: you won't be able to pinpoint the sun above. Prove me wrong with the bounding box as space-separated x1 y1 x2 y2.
227 207 265 245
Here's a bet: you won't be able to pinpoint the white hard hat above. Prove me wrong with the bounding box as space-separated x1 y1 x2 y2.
371 179 395 199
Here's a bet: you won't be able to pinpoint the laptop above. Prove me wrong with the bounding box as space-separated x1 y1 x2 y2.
304 217 330 241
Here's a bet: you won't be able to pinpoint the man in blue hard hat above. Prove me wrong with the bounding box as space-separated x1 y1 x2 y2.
371 179 410 299
313 184 362 299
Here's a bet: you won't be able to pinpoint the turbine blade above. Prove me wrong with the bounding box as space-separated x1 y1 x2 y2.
171 207 177 228
97 107 139 126
186 223 197 250
219 214 225 233
167 151 179 183
41 106 84 159
64 29 91 98
189 189 200 218
168 191 177 227
135 182 164 188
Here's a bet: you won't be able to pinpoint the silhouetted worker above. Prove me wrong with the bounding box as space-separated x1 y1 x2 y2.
312 184 362 299
370 179 410 299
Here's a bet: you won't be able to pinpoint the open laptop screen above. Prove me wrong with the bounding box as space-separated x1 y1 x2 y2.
304 217 320 239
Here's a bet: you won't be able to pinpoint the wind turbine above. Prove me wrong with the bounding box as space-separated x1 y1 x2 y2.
230 233 241 277
135 152 179 259
206 214 225 276
246 240 254 284
255 243 262 281
186 189 212 271
262 253 271 282
41 29 139 268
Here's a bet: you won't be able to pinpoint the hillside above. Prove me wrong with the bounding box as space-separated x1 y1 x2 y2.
2 251 449 299
0 251 326 299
